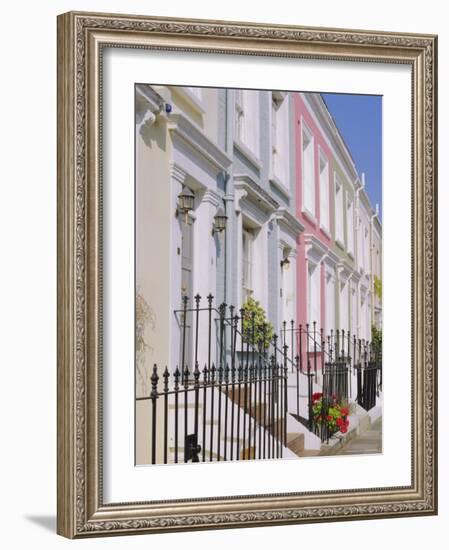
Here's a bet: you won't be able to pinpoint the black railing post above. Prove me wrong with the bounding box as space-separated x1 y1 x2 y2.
217 364 223 461
306 324 313 431
202 364 207 462
230 363 236 461
181 296 188 384
284 361 288 451
242 360 248 460
274 363 282 458
207 294 213 373
193 362 200 441
183 365 189 463
174 366 180 463
163 366 169 464
219 303 226 369
229 305 235 366
273 333 278 374
329 330 333 362
335 329 339 363
209 363 216 461
283 342 288 449
270 356 275 459
258 355 263 459
290 320 294 373
233 313 239 368
283 341 288 419
320 327 324 380
253 363 258 458
267 360 271 459
224 363 230 461
150 364 159 465
194 294 201 369
236 363 242 460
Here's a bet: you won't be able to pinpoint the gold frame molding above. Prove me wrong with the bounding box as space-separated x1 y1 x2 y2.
57 11 438 538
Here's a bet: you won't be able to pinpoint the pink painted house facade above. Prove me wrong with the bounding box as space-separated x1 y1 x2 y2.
294 93 336 338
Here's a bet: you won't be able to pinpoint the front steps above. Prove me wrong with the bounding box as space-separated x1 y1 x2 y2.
161 385 295 464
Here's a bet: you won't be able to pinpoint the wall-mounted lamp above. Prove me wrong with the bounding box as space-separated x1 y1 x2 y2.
176 186 195 224
280 257 290 270
212 206 228 235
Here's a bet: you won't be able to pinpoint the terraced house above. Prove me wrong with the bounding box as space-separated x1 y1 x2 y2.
135 84 382 466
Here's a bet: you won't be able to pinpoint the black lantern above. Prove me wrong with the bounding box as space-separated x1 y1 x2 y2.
212 206 228 234
177 186 195 223
280 257 290 270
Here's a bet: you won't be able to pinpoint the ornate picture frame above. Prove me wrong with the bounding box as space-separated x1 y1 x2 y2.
57 11 437 538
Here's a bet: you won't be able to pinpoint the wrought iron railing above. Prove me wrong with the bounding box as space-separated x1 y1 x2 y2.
139 294 383 461
137 359 288 464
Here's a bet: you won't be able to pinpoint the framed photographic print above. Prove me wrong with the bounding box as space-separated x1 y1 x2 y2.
57 11 438 538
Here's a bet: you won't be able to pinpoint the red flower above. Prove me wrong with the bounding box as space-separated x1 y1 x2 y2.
341 407 349 416
326 415 333 421
336 417 344 427
312 392 322 402
340 425 348 434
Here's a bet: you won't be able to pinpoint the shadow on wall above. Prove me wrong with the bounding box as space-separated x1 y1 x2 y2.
140 117 167 151
24 515 56 533
136 290 156 397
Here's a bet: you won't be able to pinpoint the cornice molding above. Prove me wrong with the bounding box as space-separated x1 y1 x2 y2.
168 113 232 174
234 174 280 213
303 93 359 186
170 162 188 185
275 207 305 238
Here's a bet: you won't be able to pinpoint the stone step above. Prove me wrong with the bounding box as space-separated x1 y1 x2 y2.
286 432 305 456
298 449 321 457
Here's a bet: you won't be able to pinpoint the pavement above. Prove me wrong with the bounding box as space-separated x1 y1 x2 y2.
335 417 382 455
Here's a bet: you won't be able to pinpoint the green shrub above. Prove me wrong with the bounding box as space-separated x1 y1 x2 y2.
241 297 274 350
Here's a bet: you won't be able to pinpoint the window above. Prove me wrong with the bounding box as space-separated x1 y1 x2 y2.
302 123 315 216
335 177 344 244
347 197 354 254
319 152 329 230
234 89 259 157
271 92 289 186
242 228 254 301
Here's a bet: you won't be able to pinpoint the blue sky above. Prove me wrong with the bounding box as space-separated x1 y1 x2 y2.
321 93 382 220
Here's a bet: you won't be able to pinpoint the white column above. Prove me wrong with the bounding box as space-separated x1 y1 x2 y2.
169 163 187 371
193 189 220 366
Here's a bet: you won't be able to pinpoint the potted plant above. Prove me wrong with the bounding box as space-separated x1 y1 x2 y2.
311 392 350 435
